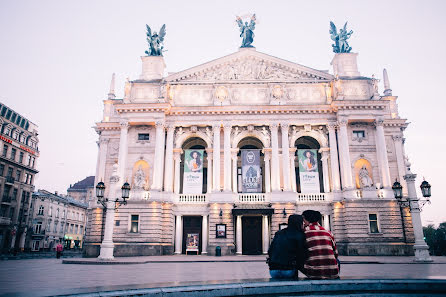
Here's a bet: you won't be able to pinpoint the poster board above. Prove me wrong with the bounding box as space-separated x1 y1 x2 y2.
298 149 320 193
241 150 262 193
183 149 204 194
186 233 199 254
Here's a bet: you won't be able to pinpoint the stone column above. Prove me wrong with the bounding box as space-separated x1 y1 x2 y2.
174 215 183 254
174 151 182 194
263 151 271 193
96 138 109 183
404 172 432 262
164 125 175 192
206 149 213 194
393 135 408 195
337 117 354 189
201 215 208 254
262 215 269 254
270 123 281 191
375 118 392 188
152 121 166 190
320 148 331 193
117 120 129 180
232 150 238 193
236 215 242 254
289 148 297 192
212 124 221 191
98 181 119 260
327 122 341 191
323 214 331 230
223 123 232 192
281 123 291 191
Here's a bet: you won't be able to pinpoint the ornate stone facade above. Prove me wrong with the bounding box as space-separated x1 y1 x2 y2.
85 46 415 258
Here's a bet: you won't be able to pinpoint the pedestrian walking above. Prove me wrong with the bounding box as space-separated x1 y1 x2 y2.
56 242 63 259
267 214 307 278
302 210 339 279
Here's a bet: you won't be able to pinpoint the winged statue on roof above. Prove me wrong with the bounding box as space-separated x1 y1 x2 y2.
145 24 166 56
236 14 257 47
329 21 353 53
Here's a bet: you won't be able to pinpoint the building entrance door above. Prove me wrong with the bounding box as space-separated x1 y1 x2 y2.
242 216 262 255
182 216 202 254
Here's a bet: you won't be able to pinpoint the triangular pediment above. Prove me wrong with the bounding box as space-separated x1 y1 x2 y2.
166 48 333 83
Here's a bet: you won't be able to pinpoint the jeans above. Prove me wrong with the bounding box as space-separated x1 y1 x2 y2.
270 269 295 279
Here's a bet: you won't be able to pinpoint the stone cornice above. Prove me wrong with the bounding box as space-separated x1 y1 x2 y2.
169 105 333 116
332 101 387 111
114 103 171 114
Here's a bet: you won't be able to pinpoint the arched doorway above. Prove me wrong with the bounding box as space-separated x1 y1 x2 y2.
237 137 265 193
294 136 324 193
180 137 208 194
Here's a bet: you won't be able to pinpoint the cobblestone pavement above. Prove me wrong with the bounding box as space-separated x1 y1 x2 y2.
1 257 446 296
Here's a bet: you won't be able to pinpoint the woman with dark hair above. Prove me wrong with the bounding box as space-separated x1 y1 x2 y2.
267 214 307 278
187 150 202 172
300 150 317 172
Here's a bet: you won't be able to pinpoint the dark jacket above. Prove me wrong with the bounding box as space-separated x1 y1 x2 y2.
268 227 307 271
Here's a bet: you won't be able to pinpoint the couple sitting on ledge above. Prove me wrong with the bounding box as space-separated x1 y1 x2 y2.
267 210 340 280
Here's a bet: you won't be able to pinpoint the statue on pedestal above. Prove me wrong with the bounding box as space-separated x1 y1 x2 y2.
145 24 166 56
236 14 257 48
329 21 353 53
133 165 146 189
359 166 373 188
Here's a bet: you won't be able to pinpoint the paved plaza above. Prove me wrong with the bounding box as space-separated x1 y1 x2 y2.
1 256 446 296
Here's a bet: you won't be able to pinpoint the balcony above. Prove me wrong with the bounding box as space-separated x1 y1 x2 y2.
238 193 267 203
177 194 207 203
0 217 11 225
32 229 45 238
296 193 332 203
1 196 12 204
5 176 15 185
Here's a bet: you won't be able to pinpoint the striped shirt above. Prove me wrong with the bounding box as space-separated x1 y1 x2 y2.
303 222 339 279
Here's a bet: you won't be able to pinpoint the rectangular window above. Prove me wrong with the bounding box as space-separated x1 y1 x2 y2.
0 164 4 176
9 207 15 219
138 133 150 141
6 109 11 120
54 222 58 233
29 175 33 185
12 189 17 200
130 215 139 233
11 113 16 123
368 214 380 233
27 155 32 166
19 152 24 163
6 167 13 178
353 130 365 139
35 222 42 234
2 145 8 157
11 148 16 160
15 170 21 182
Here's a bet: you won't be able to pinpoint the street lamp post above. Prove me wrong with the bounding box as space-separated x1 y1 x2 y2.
96 181 130 260
392 172 432 262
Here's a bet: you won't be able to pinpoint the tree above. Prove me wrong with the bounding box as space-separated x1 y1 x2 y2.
423 222 446 256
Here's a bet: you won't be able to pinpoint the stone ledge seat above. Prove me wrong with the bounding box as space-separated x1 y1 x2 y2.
28 278 446 297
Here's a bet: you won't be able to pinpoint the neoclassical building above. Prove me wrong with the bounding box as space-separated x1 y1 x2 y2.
85 43 416 257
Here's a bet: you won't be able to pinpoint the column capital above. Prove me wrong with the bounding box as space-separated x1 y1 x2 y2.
166 124 175 132
269 122 279 130
404 173 417 182
212 123 221 132
337 116 348 127
327 121 338 130
231 149 239 159
223 122 232 130
374 117 385 127
319 147 330 154
205 148 213 155
155 121 165 128
281 122 290 130
392 134 403 142
100 138 110 145
119 119 129 129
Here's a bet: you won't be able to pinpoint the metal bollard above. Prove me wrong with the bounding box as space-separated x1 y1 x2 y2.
215 246 221 256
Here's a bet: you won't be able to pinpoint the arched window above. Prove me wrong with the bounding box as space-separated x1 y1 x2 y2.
237 137 265 193
294 136 324 193
180 137 208 194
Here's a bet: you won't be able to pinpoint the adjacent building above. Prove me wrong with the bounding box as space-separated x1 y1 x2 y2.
85 32 417 258
30 190 87 251
67 176 95 204
0 102 39 253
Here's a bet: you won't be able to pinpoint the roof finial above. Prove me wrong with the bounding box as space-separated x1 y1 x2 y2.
108 73 116 99
383 68 392 96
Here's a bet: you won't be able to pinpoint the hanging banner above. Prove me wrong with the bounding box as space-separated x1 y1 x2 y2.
298 149 320 193
241 150 262 193
183 149 204 194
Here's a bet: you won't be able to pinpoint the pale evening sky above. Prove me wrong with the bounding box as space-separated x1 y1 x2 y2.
0 0 445 226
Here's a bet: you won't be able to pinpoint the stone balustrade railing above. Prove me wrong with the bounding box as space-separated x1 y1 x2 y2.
296 193 329 202
178 194 207 203
238 193 267 203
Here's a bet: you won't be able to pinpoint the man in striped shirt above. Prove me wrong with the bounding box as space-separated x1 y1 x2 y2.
302 210 339 279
